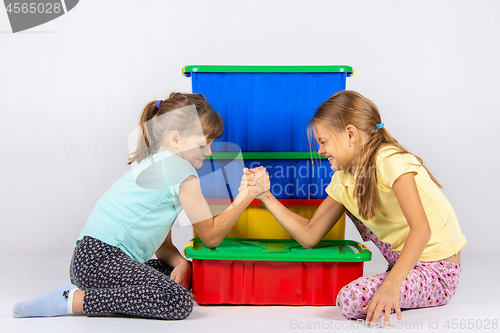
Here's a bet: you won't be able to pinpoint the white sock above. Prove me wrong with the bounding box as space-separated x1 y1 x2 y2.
66 287 78 314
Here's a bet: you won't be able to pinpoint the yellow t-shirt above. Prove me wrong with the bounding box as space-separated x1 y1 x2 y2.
325 145 466 262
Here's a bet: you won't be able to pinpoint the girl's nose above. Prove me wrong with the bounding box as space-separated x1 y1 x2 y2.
205 144 212 157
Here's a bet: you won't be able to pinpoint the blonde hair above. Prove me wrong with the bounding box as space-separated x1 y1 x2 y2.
308 90 441 220
128 92 224 165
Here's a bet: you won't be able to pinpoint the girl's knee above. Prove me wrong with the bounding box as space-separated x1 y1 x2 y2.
158 285 193 320
336 285 366 320
176 290 194 320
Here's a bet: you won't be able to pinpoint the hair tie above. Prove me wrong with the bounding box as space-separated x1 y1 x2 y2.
376 122 384 129
156 100 162 109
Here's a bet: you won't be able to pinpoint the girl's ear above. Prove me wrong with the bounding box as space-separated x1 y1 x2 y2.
168 131 181 148
345 124 358 141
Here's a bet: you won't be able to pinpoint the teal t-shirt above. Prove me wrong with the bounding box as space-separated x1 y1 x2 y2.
77 150 198 263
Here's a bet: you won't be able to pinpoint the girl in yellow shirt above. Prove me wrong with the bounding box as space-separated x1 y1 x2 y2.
241 90 465 326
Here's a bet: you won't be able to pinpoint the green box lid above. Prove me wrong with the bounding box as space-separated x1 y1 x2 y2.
205 151 326 160
183 65 354 77
184 237 371 262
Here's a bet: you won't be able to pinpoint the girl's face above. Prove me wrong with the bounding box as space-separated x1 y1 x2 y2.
176 134 214 169
314 124 357 172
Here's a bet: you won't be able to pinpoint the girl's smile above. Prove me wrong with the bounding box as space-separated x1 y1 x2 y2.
314 126 352 171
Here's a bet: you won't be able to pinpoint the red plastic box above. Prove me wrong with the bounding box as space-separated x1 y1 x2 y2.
184 238 371 306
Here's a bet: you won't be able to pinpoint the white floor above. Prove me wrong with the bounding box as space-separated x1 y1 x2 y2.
1 247 497 333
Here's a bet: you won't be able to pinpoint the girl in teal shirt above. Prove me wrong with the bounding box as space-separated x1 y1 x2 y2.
13 92 269 320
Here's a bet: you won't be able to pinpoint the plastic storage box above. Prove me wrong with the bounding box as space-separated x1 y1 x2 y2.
184 237 371 305
197 151 334 200
183 65 353 152
197 199 346 240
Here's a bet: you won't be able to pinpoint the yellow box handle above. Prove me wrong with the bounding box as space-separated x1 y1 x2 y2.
183 239 194 256
182 64 191 77
358 243 371 254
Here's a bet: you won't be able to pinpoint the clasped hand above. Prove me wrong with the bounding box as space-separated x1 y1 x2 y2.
238 166 270 198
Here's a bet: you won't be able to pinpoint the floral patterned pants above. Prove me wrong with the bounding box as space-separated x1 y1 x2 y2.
70 236 193 320
336 211 462 319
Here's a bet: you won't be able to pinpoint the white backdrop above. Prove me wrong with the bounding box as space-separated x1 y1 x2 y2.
1 0 499 260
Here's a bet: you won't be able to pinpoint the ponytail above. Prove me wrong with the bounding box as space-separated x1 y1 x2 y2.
129 100 162 165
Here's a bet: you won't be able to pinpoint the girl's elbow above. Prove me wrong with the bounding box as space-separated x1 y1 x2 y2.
300 223 320 249
299 237 320 250
199 231 223 248
418 225 432 244
200 235 221 249
205 240 221 249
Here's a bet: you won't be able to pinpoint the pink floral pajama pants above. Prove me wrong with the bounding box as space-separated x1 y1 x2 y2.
336 211 462 319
